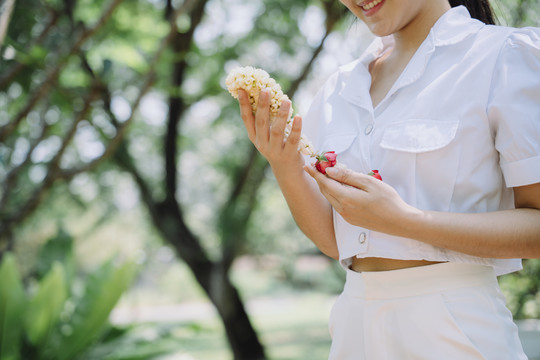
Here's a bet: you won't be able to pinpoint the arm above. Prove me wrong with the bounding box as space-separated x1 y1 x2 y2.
238 89 338 259
406 183 540 258
305 165 540 259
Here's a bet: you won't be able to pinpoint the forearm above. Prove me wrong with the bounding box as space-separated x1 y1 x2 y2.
401 207 540 259
307 166 540 260
272 165 338 259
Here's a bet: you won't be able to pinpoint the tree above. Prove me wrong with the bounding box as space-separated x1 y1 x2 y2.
0 0 346 358
3 0 537 358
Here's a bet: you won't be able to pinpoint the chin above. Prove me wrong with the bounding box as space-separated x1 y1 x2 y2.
367 23 395 37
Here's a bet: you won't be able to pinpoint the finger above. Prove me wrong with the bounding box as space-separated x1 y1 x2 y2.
254 89 270 147
325 167 372 190
284 115 302 152
238 90 256 141
269 99 291 150
303 164 347 208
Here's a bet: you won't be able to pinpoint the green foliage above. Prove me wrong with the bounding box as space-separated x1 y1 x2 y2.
0 254 27 360
1 0 540 358
54 260 138 360
24 262 67 348
500 259 540 319
79 324 195 360
493 0 540 26
0 243 139 360
35 226 75 281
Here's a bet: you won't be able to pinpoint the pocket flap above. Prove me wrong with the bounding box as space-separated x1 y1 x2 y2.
380 119 459 153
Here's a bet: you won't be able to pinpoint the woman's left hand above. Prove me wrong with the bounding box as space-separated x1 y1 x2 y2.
303 165 422 236
305 164 540 258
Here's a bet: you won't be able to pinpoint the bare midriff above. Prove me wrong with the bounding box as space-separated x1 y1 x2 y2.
350 257 444 272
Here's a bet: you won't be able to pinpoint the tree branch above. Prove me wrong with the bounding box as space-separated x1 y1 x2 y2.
60 1 195 180
0 0 16 46
0 85 99 244
164 0 208 199
0 7 60 91
0 0 124 143
0 114 50 210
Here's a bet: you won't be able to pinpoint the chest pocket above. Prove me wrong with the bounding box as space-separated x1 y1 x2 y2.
380 119 459 153
379 119 461 212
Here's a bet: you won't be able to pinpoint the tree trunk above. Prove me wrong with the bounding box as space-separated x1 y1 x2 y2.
204 263 266 360
152 198 266 360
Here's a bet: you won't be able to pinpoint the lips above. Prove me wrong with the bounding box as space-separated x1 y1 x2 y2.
356 0 384 14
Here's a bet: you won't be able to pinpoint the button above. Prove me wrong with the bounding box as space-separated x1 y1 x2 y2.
359 232 367 244
364 124 374 135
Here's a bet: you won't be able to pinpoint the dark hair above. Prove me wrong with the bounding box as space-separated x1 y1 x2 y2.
449 0 497 25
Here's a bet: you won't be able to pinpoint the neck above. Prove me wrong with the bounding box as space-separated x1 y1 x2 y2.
392 2 451 55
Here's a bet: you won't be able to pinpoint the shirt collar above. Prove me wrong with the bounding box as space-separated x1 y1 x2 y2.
429 5 485 46
338 6 485 109
358 6 485 62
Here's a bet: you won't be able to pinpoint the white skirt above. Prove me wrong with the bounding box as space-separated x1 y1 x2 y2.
328 262 527 360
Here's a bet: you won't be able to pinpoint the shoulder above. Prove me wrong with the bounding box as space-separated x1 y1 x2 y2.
501 26 540 55
481 25 540 56
490 26 540 75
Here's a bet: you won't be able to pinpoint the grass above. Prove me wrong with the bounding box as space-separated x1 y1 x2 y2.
145 293 335 360
103 293 335 360
106 255 341 360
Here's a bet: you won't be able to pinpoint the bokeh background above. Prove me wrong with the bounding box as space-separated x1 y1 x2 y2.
1 0 539 359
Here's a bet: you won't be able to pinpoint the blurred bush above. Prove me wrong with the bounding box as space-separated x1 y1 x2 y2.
500 259 540 319
0 229 141 360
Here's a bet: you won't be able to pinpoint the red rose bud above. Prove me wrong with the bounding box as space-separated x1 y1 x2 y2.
315 151 337 174
368 170 382 181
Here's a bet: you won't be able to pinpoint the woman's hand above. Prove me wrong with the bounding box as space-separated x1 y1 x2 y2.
305 164 540 258
304 165 422 236
238 89 338 258
238 89 304 172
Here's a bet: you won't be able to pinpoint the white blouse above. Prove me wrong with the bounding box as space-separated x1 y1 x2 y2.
302 6 540 276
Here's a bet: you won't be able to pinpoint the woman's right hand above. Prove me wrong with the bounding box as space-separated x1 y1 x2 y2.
239 89 338 258
238 89 305 173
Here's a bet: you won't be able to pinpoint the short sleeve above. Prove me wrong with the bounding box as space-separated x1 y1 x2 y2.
487 27 540 187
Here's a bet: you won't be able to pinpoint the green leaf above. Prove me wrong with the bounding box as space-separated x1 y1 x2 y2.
316 151 330 162
316 154 328 162
53 260 138 360
0 254 26 360
25 262 67 347
36 227 74 281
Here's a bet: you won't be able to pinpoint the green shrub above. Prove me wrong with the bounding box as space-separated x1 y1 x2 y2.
0 252 138 360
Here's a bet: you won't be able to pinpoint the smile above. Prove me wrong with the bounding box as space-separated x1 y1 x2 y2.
357 0 383 11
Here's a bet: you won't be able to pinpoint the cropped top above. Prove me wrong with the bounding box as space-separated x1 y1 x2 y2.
302 6 540 275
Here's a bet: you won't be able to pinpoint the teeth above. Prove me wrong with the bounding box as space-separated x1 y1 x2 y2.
360 0 383 10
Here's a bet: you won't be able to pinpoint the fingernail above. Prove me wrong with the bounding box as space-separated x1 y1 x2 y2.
326 167 338 176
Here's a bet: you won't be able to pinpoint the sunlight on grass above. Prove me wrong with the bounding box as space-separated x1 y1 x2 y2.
110 255 339 360
144 293 334 360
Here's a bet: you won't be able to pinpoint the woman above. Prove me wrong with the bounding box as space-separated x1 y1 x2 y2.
237 0 540 358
